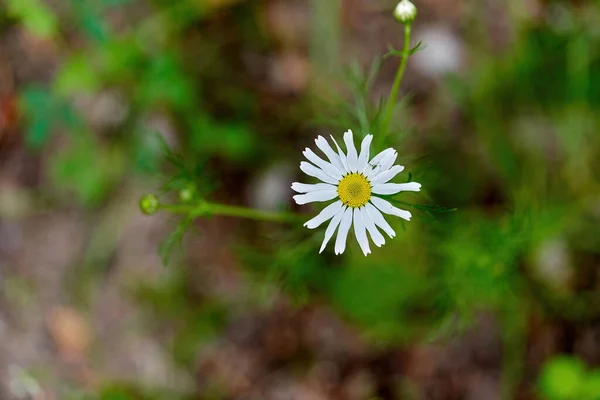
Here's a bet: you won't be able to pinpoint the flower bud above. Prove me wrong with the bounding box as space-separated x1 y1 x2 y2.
394 0 417 24
178 185 195 203
139 193 159 216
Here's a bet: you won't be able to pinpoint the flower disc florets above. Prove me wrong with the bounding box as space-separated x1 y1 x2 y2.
337 173 371 208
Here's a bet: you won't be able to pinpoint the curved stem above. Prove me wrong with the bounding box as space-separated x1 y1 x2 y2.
381 24 412 142
159 202 303 223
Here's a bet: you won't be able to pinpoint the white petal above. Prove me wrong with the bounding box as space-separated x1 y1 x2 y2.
401 182 422 191
372 182 421 195
365 202 396 238
371 184 402 196
304 200 343 229
303 148 343 180
319 207 345 253
364 165 379 180
370 196 412 221
293 190 337 205
300 162 338 185
370 165 405 184
353 208 371 256
330 135 350 173
378 150 398 171
291 182 337 193
365 149 393 179
343 130 358 172
360 207 385 247
315 136 345 172
334 207 353 255
368 148 394 167
366 150 398 179
365 166 381 180
356 135 373 173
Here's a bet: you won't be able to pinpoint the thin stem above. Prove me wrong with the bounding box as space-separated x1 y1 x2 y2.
381 24 412 141
208 203 302 223
159 202 302 223
159 204 199 214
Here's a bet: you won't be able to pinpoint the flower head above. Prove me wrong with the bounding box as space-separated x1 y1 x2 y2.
292 130 421 256
139 193 159 216
394 0 417 24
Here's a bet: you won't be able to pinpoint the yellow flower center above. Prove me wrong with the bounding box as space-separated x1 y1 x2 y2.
337 173 371 208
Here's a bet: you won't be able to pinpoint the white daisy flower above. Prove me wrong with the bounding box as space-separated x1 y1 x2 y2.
292 130 421 256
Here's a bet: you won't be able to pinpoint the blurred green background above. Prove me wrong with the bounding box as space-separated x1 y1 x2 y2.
0 0 599 399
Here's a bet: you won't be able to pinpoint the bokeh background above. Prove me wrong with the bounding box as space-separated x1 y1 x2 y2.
1 0 600 399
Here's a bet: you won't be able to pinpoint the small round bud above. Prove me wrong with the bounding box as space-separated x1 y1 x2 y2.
394 0 417 24
139 193 159 216
178 186 195 203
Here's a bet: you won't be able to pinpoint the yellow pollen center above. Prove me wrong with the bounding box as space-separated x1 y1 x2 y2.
337 173 371 208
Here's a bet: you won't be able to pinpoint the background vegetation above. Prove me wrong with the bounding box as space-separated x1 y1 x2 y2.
0 0 599 399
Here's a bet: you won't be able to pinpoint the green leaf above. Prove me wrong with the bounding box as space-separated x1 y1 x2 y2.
539 356 586 400
97 38 143 81
384 41 425 59
49 139 125 206
19 87 55 149
100 391 133 400
582 370 600 400
330 262 428 342
99 0 134 8
136 55 194 109
133 129 163 173
5 0 58 38
158 217 195 266
388 197 457 222
69 0 110 43
189 115 256 161
408 41 426 55
54 54 100 96
383 44 403 59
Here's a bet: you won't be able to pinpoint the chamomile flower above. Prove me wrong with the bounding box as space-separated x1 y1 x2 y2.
292 130 421 256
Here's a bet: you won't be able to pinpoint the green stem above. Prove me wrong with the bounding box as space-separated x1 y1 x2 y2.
208 203 301 223
159 202 302 223
381 24 412 141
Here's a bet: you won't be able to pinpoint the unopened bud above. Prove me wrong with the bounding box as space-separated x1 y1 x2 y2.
394 0 417 24
139 193 159 216
179 185 195 203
